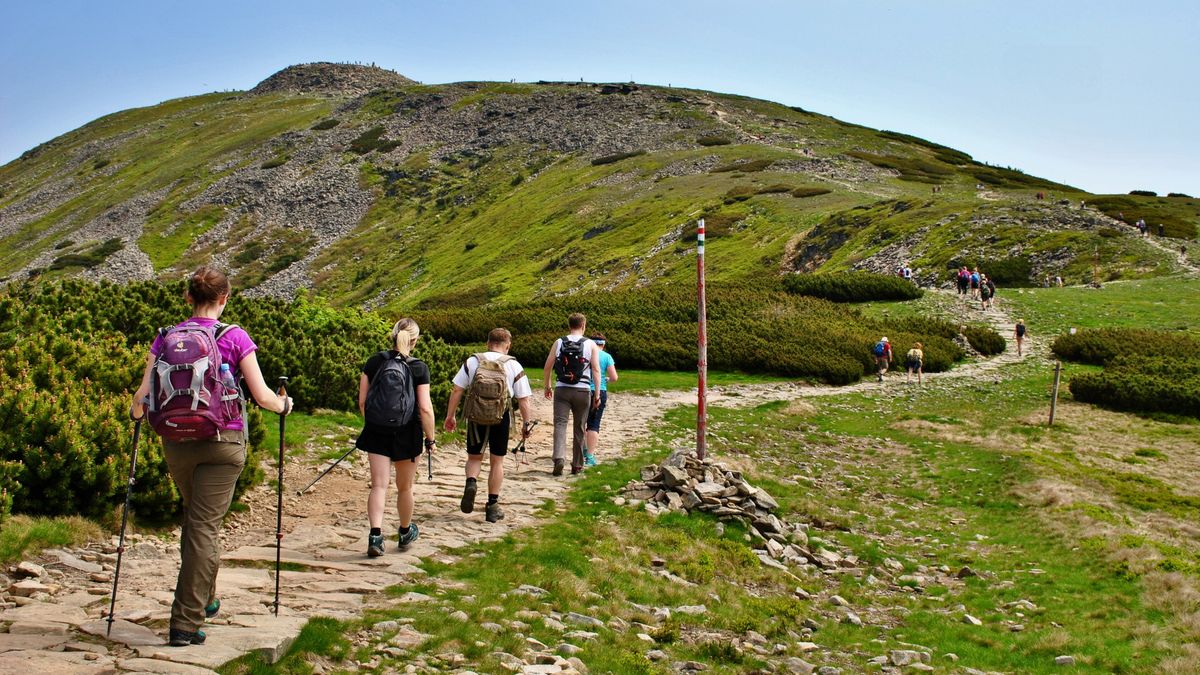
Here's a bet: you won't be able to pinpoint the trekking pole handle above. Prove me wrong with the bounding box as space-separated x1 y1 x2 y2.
277 376 290 415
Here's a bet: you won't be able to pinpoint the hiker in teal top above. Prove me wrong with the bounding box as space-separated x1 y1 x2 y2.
585 333 619 466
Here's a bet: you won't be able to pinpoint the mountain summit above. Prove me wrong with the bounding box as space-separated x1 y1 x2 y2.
250 62 416 97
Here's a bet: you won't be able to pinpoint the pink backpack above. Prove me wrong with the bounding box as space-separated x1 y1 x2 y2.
147 321 243 441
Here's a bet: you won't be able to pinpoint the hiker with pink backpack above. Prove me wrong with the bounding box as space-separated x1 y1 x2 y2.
130 266 292 648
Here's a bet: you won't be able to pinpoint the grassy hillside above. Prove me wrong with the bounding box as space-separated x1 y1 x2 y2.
1 65 1194 308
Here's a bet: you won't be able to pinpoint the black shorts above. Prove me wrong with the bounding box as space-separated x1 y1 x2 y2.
466 411 511 457
906 358 922 371
356 422 423 462
586 391 608 432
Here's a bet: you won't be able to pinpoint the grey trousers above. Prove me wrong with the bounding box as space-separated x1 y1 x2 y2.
163 434 245 632
553 387 591 470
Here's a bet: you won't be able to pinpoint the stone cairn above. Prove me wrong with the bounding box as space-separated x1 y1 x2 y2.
621 449 856 574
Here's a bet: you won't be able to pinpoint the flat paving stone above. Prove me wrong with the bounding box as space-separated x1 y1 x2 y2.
135 616 307 669
0 603 89 626
0 649 115 673
119 657 221 674
0 633 69 652
80 618 166 646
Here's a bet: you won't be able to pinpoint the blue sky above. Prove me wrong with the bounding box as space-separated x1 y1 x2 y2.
1 0 1196 195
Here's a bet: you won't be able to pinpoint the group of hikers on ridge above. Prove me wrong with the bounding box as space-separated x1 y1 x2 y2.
127 267 619 647
954 266 997 310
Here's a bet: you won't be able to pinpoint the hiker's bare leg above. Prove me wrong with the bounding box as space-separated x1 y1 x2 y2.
586 430 599 456
394 459 417 528
465 454 483 481
367 452 392 529
487 453 504 496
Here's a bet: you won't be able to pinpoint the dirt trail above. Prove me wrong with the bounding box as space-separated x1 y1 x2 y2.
1 296 1030 672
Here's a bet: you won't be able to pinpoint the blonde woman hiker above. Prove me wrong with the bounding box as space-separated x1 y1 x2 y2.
356 318 437 557
131 266 293 647
584 333 619 466
905 342 924 384
443 328 534 523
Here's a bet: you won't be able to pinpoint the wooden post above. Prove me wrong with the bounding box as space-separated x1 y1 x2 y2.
1048 361 1062 426
697 218 708 460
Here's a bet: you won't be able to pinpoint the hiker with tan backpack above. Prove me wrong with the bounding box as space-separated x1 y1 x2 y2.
443 328 534 523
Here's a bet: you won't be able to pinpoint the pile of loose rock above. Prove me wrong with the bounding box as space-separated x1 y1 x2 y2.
620 450 858 575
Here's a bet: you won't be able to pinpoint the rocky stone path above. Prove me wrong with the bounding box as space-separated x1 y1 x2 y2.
1 299 1028 673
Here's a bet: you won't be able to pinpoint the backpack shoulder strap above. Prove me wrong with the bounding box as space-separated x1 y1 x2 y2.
214 322 239 339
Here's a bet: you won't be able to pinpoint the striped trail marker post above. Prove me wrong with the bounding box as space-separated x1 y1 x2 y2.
697 218 708 460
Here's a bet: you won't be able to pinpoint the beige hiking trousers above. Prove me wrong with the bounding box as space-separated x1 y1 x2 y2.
553 387 591 470
163 433 245 632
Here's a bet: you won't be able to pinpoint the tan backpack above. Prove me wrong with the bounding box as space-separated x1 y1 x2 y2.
463 354 519 425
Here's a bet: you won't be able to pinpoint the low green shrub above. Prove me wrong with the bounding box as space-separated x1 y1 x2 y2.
349 126 389 154
591 150 645 166
1070 356 1200 418
962 325 1006 356
845 150 953 184
49 238 123 270
757 184 792 194
414 283 967 386
1052 328 1200 366
1168 193 1193 199
724 185 757 203
92 158 111 170
311 118 341 131
783 272 923 303
791 186 832 198
696 136 732 146
1130 190 1157 197
0 280 467 520
260 156 288 169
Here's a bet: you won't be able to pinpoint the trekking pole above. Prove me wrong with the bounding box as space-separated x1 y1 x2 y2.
296 445 356 495
511 421 539 474
426 439 433 481
273 376 289 616
107 414 143 637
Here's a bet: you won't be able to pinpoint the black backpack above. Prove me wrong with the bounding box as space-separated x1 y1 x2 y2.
364 352 416 427
553 337 589 385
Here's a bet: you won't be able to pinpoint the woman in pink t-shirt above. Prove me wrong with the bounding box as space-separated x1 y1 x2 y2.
131 266 291 648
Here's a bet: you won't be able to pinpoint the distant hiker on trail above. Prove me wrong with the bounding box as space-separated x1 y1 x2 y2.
585 333 619 467
130 266 292 648
1042 275 1050 288
873 337 892 382
905 342 924 384
443 328 533 524
356 318 436 558
957 267 970 296
1055 275 1063 287
969 268 981 299
1014 319 1027 356
543 313 601 476
902 265 913 281
1158 223 1165 237
980 274 996 310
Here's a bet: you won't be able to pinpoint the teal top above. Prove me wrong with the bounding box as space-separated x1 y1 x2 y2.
591 350 615 391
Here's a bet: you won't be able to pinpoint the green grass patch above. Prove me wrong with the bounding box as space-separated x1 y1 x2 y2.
0 515 102 564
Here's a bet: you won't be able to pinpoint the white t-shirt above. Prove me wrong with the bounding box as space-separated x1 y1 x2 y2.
453 351 532 399
552 336 598 390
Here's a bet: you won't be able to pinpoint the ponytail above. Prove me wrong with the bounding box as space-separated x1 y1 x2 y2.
390 318 419 356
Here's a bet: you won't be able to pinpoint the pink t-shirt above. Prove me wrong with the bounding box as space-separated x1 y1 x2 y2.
150 318 257 431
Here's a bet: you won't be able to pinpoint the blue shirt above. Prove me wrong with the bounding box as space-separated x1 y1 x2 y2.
591 350 615 391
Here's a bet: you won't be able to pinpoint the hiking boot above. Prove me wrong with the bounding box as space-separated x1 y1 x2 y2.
204 599 220 619
485 502 504 523
367 534 385 558
398 523 419 550
571 465 583 475
460 480 477 514
552 459 564 476
168 628 206 646
584 452 597 467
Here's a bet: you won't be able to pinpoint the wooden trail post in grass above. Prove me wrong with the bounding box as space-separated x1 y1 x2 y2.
697 218 708 460
1048 361 1062 426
